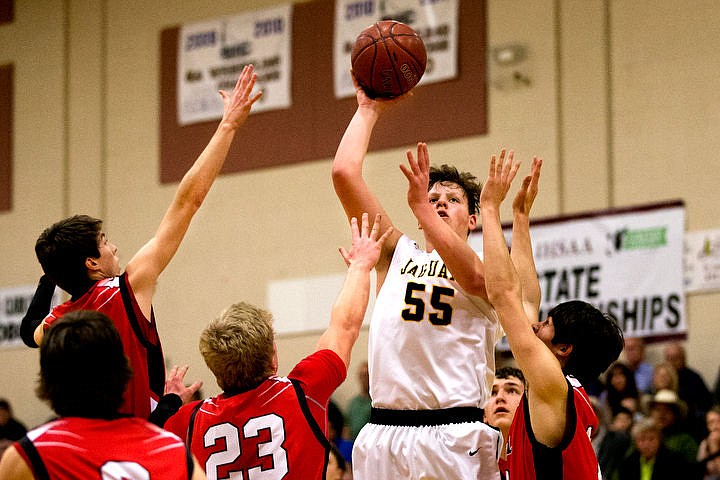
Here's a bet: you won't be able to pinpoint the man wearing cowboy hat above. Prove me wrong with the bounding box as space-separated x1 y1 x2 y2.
648 389 699 465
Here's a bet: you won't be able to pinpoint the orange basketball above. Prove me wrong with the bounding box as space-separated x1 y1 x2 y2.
351 20 427 98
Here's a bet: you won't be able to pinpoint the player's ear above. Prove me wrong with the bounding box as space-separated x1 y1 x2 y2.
554 343 573 362
85 257 100 271
468 214 477 231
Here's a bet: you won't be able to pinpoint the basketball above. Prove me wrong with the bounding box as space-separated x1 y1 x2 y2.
351 20 427 98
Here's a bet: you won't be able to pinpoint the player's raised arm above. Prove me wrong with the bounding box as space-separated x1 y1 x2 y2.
511 154 543 322
480 151 569 447
400 142 490 298
316 213 392 368
332 74 406 274
126 65 262 316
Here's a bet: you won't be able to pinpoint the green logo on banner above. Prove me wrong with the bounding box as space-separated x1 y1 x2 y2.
622 227 667 249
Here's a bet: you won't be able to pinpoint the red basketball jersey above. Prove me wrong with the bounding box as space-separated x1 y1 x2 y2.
165 349 346 480
43 273 165 419
15 417 192 479
506 376 601 480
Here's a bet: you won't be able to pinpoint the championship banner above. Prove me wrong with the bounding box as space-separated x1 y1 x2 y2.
0 284 62 349
177 5 292 125
684 228 720 293
333 0 459 98
469 201 687 340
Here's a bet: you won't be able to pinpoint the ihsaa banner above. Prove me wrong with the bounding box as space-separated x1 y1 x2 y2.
177 5 292 125
469 201 686 340
0 284 62 349
333 0 459 98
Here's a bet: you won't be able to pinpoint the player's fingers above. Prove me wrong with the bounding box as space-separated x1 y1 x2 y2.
498 148 506 169
501 150 513 177
361 212 370 237
248 90 263 105
418 142 429 171
488 155 497 177
378 226 394 245
405 149 418 173
350 216 360 239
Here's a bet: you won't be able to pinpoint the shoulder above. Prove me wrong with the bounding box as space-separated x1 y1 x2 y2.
290 350 346 382
0 445 34 480
288 350 346 400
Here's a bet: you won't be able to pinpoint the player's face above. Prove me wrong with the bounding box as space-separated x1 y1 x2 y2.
532 316 556 347
707 411 720 434
634 430 661 460
427 182 476 236
484 376 524 433
95 232 120 277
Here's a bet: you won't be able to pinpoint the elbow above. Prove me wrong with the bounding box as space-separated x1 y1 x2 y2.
331 162 356 188
486 279 522 307
457 272 488 298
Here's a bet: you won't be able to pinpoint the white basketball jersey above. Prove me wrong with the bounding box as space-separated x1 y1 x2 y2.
369 235 502 410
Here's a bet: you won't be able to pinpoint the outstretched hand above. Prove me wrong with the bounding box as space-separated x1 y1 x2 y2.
339 213 393 270
399 142 431 212
512 156 542 217
164 365 203 405
480 149 521 210
219 64 263 129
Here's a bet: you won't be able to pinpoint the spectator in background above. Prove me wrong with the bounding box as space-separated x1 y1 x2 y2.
0 400 27 458
617 417 696 480
624 337 654 395
664 342 714 441
698 405 720 480
346 361 371 440
643 361 680 413
601 362 642 418
592 399 632 480
652 362 680 394
648 389 699 465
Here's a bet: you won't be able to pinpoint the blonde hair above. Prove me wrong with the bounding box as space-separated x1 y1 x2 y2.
199 302 276 391
652 362 679 393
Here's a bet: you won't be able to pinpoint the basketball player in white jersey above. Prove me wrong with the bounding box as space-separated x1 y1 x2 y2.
332 76 503 479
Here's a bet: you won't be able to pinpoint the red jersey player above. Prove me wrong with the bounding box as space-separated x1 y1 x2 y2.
165 213 392 480
20 65 262 422
0 310 206 480
479 150 624 479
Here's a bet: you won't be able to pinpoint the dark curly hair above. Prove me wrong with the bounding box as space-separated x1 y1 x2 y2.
428 164 482 216
549 300 624 386
496 366 527 389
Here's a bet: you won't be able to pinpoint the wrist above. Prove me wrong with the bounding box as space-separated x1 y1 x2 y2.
481 204 501 215
347 262 374 274
357 105 381 123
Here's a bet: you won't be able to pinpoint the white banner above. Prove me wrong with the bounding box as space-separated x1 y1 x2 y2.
470 202 687 340
177 5 292 125
684 228 720 293
0 284 62 349
333 0 459 98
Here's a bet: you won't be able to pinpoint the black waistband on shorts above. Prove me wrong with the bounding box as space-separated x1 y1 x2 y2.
370 406 485 427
